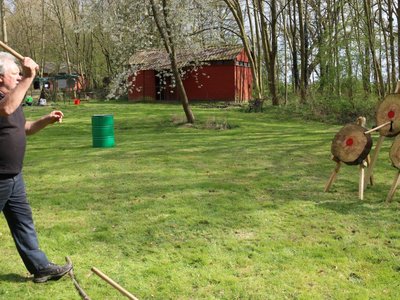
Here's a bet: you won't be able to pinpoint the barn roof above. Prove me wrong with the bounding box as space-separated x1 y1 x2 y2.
128 45 244 70
42 62 80 75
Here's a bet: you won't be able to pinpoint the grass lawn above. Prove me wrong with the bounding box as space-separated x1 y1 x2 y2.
1 101 400 299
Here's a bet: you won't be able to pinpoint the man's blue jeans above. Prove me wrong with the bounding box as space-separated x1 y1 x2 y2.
0 173 49 274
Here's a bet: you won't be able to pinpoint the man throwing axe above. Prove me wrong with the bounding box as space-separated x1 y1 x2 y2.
0 52 72 283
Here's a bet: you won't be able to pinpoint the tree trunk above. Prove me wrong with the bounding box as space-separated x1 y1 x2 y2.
288 0 299 93
0 0 7 43
363 0 384 98
388 0 396 90
51 0 72 74
398 0 400 77
333 2 341 96
363 45 371 95
257 0 278 105
378 0 390 93
283 12 288 104
297 0 307 103
340 0 353 99
223 0 262 101
247 0 263 96
150 0 195 124
40 0 45 77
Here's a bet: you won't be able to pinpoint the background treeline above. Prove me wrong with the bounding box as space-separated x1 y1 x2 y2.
1 0 399 121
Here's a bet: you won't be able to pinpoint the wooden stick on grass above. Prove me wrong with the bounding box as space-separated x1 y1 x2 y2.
91 267 139 300
66 257 91 300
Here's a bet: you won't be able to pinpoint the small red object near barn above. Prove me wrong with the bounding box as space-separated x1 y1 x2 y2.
127 45 253 103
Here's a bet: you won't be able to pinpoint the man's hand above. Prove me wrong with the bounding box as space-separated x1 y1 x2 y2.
25 111 64 135
21 57 39 78
48 110 64 124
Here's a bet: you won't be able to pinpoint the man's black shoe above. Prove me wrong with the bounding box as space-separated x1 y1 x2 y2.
33 262 73 283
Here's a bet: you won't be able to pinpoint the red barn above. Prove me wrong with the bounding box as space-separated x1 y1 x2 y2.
128 45 253 102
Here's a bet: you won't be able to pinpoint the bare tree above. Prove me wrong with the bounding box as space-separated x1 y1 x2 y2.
247 0 263 96
387 0 396 89
363 0 385 98
340 0 354 99
397 0 400 76
287 0 300 93
40 0 45 76
0 0 7 43
222 0 263 101
297 0 308 103
256 0 279 105
49 0 72 74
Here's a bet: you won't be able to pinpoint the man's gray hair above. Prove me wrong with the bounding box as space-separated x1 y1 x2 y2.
0 52 17 75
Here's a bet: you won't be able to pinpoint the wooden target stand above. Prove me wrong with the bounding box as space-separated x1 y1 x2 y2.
324 121 373 200
365 97 400 183
325 82 400 201
364 82 400 201
387 135 400 202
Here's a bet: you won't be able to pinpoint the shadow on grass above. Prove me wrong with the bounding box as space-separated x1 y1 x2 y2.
0 273 28 282
317 199 400 216
317 201 372 214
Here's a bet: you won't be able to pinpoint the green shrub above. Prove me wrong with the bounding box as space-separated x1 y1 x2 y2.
277 93 379 125
308 94 378 125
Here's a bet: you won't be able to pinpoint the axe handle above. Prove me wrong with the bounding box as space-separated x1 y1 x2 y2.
92 267 139 300
0 41 24 61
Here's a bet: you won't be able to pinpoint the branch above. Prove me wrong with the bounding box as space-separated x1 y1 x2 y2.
149 0 172 54
65 257 91 300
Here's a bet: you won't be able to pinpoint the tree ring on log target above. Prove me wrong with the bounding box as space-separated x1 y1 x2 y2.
331 124 373 165
390 134 400 169
376 94 400 137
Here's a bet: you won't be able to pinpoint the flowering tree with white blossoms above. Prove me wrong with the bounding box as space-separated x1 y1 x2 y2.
84 0 230 123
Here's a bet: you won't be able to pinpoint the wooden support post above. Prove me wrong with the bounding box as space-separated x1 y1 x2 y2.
324 160 341 192
385 81 400 202
366 154 374 186
359 161 366 200
365 135 385 187
395 80 400 94
386 171 400 202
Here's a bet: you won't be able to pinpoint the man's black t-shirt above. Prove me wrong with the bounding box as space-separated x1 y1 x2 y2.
0 93 26 175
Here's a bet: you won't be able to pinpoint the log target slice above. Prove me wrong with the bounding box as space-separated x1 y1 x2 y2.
390 134 400 169
331 124 373 165
376 94 400 137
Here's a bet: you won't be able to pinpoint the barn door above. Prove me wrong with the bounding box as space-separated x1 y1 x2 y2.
155 72 166 101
